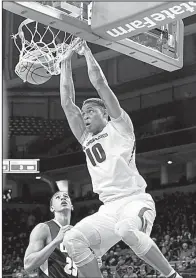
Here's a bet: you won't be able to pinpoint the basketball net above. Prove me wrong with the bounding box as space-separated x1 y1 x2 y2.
12 18 82 76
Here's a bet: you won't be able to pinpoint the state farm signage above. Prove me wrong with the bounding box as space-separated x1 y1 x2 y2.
106 2 196 39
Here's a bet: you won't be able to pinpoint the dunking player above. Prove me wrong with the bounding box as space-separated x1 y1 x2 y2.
24 191 78 278
60 39 182 278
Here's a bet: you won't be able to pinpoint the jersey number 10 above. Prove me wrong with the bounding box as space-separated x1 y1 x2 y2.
86 143 106 166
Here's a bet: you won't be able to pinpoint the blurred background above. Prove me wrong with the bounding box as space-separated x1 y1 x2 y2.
2 6 196 278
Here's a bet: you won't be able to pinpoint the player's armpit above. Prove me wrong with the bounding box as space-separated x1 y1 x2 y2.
61 100 86 143
110 108 134 139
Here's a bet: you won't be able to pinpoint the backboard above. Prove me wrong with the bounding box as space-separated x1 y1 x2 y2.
3 1 195 72
90 2 196 40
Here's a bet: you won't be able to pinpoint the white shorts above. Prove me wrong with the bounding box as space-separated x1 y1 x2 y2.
73 193 156 257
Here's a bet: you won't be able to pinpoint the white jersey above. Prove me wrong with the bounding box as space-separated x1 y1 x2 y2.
80 109 147 203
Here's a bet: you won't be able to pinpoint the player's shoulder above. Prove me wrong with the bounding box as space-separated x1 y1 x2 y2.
110 108 131 124
34 222 50 230
30 222 50 239
109 109 135 138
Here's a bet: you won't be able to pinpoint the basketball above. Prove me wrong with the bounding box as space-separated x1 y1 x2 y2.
15 50 52 85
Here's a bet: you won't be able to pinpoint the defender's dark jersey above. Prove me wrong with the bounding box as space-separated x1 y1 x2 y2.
38 219 78 278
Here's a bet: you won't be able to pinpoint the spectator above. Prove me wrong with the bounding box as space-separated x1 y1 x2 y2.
179 243 192 261
124 266 138 277
2 191 196 277
27 212 36 230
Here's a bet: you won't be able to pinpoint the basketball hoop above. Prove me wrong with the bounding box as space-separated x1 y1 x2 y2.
12 18 82 76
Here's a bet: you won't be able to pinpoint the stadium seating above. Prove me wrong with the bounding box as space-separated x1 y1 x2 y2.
3 191 196 277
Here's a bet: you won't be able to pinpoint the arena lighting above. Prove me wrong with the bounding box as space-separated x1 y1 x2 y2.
167 160 173 165
56 180 69 192
35 174 58 193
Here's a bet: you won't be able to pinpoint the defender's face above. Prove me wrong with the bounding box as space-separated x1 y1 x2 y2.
82 104 106 135
51 192 72 213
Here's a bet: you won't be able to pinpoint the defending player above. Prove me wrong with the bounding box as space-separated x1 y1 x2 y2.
24 191 78 278
60 39 182 278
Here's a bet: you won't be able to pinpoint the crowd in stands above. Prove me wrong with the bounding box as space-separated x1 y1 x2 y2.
45 123 196 157
3 191 196 277
3 207 49 276
71 177 196 204
7 97 196 159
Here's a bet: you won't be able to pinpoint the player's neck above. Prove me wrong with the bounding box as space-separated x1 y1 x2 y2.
54 212 71 226
93 121 107 135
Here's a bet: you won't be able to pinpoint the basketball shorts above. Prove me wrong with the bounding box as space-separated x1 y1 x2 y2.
73 193 156 257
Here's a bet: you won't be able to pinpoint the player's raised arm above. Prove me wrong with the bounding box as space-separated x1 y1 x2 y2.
60 47 86 143
76 41 134 136
77 41 121 119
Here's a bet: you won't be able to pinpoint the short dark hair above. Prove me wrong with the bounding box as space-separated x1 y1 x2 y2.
50 191 61 208
82 98 106 109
